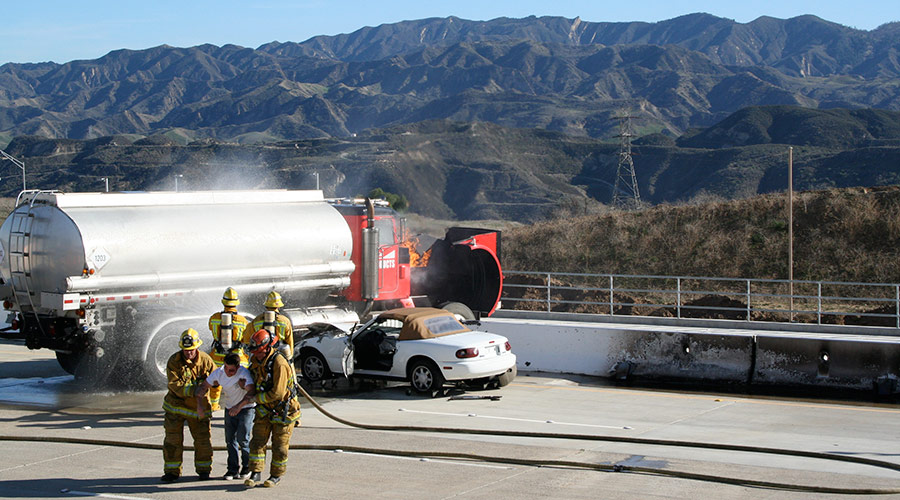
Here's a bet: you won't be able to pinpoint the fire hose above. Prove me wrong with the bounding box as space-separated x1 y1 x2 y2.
1 383 899 495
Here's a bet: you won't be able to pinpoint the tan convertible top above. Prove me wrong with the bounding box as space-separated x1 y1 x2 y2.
378 307 471 340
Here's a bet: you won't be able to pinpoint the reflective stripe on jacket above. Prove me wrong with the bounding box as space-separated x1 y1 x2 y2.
208 309 250 366
249 350 300 424
163 350 216 415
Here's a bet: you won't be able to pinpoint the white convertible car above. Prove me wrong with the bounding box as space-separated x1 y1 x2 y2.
297 307 517 393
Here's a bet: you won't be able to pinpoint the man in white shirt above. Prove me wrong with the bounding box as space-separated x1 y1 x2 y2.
197 352 256 480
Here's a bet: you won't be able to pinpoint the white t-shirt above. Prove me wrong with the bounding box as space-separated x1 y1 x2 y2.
205 365 256 410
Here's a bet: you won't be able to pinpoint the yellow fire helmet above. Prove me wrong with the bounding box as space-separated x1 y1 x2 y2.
264 291 284 309
179 328 203 350
222 287 240 307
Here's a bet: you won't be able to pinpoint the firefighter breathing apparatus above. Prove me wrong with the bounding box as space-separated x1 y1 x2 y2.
219 312 233 351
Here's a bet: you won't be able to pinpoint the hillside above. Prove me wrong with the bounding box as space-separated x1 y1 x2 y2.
504 186 900 284
3 106 900 220
2 15 900 146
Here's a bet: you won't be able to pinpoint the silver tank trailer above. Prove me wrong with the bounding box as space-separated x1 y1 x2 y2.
0 190 354 303
0 190 355 386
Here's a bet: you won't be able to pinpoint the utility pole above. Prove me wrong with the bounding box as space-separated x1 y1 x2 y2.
612 114 641 210
788 146 794 322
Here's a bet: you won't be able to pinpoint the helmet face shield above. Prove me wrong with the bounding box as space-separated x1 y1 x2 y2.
249 329 273 353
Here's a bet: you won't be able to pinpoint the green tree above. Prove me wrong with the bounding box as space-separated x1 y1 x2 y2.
367 188 409 212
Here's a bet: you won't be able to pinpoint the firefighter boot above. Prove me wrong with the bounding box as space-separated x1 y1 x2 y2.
263 476 282 487
160 472 179 483
244 472 261 488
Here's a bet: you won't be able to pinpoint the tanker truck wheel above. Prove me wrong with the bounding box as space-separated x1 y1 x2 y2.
441 302 475 321
56 351 81 375
141 318 212 389
142 327 186 389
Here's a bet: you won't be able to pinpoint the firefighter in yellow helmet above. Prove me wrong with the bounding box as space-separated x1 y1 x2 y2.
241 329 301 488
161 328 216 482
247 291 294 360
207 287 251 410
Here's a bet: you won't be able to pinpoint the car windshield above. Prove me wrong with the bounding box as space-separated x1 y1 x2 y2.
423 316 466 335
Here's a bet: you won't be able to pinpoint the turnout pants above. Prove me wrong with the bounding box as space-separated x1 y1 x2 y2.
248 417 294 477
163 411 213 476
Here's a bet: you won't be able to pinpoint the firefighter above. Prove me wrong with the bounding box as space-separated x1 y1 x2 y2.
208 287 251 410
161 328 217 482
241 329 301 488
248 291 294 359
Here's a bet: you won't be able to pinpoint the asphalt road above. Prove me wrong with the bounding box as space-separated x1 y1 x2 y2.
0 339 899 499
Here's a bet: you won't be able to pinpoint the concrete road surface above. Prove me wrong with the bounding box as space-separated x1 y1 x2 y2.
0 338 898 499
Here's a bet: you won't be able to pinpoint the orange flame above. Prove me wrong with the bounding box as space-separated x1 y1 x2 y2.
402 236 432 267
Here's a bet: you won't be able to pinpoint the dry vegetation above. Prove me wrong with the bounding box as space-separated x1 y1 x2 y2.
505 186 900 284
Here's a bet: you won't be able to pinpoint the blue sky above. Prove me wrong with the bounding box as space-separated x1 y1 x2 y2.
2 1 897 64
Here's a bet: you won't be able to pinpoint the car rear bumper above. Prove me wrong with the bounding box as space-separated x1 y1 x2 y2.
437 353 517 381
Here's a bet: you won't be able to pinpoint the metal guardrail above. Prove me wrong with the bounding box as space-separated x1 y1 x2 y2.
502 271 900 328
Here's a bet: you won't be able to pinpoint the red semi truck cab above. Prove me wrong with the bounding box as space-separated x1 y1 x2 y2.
330 199 503 316
334 200 411 303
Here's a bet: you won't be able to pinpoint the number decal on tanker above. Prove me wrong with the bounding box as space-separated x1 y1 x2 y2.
89 247 112 271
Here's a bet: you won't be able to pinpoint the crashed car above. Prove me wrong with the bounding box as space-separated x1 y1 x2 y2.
297 307 517 393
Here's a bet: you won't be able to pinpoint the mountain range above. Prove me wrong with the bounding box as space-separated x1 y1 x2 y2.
1 14 900 145
5 105 900 221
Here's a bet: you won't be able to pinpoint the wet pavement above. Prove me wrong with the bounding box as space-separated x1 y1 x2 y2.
0 339 899 499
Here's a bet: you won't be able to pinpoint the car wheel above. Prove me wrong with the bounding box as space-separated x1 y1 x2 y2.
497 364 517 387
441 302 475 321
409 360 445 393
300 350 331 382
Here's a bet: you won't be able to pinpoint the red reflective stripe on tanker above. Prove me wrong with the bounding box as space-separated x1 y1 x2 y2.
64 299 73 304
123 295 132 300
139 295 148 299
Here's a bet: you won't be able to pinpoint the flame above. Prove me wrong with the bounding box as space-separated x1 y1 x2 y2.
402 236 432 267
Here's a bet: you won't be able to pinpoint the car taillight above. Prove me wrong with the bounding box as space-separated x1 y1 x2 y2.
504 341 511 351
455 348 479 359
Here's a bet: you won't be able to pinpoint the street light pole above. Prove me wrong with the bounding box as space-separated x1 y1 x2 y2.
0 149 26 192
174 174 183 192
100 177 109 192
315 171 319 190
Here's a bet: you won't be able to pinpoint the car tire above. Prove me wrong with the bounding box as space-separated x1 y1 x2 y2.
441 302 475 321
408 359 445 394
497 364 517 387
299 350 331 382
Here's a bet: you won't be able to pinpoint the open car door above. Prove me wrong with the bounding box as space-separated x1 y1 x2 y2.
341 341 354 378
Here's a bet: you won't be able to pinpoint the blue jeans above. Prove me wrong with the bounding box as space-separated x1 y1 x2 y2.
224 406 254 474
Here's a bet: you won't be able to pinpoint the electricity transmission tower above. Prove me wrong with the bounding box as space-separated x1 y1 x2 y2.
612 114 641 210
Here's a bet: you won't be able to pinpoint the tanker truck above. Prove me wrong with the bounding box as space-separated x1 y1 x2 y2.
0 189 502 387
